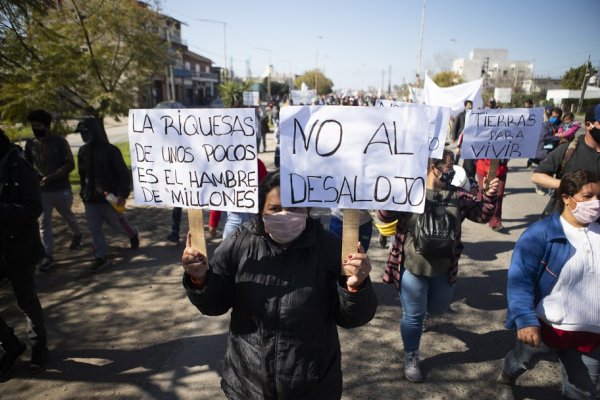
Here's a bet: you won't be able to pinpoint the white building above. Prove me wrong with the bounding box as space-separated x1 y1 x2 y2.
453 49 533 90
546 86 600 108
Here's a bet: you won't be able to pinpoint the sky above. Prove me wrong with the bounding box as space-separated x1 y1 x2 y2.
160 0 600 92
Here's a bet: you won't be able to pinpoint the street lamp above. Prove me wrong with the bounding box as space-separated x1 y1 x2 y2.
253 46 272 101
195 18 227 79
315 35 322 94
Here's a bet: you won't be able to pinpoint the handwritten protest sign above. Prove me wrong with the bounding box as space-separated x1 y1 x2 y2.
291 89 317 105
279 105 431 214
243 91 260 106
375 100 451 159
128 108 259 213
460 107 544 160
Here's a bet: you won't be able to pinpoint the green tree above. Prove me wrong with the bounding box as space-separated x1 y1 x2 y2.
432 71 463 87
294 69 333 95
219 79 251 107
0 0 168 122
262 79 289 100
561 62 597 89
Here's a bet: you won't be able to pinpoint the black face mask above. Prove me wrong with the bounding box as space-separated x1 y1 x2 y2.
590 126 600 144
441 170 456 186
33 128 47 139
79 128 93 143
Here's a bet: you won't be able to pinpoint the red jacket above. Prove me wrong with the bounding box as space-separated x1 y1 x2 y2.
476 158 508 178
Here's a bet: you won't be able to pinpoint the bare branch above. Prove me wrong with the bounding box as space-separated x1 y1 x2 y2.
70 0 109 92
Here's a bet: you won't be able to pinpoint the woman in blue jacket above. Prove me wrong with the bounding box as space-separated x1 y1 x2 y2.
497 169 600 400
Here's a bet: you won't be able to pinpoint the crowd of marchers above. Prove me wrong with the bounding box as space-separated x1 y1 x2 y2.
1 101 600 400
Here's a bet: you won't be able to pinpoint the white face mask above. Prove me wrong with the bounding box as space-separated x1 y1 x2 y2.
569 197 600 225
262 210 308 244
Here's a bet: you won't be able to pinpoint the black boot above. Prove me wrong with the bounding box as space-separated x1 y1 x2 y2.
29 343 48 373
0 332 26 379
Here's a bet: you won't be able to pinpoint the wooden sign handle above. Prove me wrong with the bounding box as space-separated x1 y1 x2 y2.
485 159 499 191
341 209 360 276
187 209 207 256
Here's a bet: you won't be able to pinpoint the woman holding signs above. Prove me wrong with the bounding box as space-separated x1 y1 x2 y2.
377 149 499 383
181 171 377 399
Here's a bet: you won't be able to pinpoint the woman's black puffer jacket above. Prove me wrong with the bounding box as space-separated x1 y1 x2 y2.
184 219 377 400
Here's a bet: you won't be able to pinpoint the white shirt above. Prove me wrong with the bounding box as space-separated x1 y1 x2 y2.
536 218 600 333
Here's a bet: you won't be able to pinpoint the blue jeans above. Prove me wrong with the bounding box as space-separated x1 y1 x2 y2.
328 216 373 252
223 212 253 239
502 337 600 399
171 207 182 235
400 269 454 352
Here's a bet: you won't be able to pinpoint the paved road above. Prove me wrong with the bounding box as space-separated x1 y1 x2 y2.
1 122 564 399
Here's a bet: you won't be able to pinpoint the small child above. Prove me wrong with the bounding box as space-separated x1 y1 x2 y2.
555 112 581 143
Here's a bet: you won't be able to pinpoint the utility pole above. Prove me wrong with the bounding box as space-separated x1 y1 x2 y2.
166 27 176 101
246 57 251 80
388 65 392 97
578 54 591 113
416 0 426 86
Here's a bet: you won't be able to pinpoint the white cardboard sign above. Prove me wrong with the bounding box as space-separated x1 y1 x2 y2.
243 91 260 106
374 100 451 159
279 105 431 213
128 108 259 212
461 107 544 160
291 89 317 105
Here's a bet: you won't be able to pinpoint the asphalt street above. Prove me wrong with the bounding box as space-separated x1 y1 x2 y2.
0 120 565 399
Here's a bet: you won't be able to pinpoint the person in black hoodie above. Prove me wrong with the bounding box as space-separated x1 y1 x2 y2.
0 128 48 379
75 117 139 271
25 109 82 272
181 171 377 400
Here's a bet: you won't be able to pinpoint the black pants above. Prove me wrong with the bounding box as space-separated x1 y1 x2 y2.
171 207 183 235
0 262 46 347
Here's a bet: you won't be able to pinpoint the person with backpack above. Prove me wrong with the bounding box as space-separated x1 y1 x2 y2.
532 104 600 217
76 117 139 271
0 128 48 378
181 171 377 399
496 169 600 400
377 149 499 383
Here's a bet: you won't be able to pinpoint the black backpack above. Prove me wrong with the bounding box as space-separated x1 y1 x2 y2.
413 191 459 258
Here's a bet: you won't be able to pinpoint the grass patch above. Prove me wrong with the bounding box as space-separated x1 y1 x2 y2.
69 141 131 194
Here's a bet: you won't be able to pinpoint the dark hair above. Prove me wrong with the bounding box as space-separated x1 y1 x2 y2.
557 169 599 212
563 112 574 121
26 109 52 127
256 171 283 235
464 100 473 107
0 128 12 156
524 99 534 107
584 104 600 123
258 170 281 213
428 149 454 170
551 107 563 118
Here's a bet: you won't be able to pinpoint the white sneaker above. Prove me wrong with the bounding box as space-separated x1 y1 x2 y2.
404 350 423 383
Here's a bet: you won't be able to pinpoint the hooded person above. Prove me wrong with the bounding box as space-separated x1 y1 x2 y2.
24 109 82 272
75 117 139 271
0 128 48 378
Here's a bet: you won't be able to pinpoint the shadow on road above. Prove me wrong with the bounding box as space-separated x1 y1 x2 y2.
32 335 227 399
